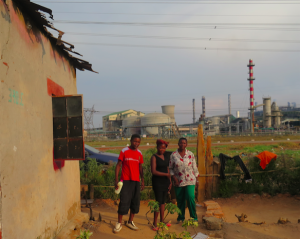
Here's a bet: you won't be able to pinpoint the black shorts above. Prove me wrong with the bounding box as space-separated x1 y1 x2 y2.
118 180 140 215
153 189 168 205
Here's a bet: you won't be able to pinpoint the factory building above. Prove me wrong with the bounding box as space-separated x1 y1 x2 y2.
102 110 145 132
102 105 177 137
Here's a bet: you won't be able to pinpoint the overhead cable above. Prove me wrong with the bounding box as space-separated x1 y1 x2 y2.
53 21 300 26
69 42 300 52
53 12 300 17
52 21 300 31
65 32 300 44
34 1 300 4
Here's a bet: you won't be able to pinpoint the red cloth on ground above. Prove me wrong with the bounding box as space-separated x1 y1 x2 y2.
256 151 277 170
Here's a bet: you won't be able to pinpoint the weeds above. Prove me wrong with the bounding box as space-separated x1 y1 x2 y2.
76 229 93 239
80 144 300 200
216 154 300 198
154 219 198 239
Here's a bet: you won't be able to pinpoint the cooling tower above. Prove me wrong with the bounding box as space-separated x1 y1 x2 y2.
161 105 175 123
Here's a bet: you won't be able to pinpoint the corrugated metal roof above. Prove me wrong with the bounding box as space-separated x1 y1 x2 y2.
12 0 97 73
104 110 131 117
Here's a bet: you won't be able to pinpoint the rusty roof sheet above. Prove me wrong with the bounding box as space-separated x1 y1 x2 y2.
12 0 97 73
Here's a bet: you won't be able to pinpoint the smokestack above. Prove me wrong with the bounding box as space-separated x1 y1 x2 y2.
228 94 231 115
247 59 255 133
236 111 240 118
202 96 206 118
192 99 195 123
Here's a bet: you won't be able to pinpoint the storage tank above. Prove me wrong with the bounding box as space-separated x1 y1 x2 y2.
236 111 240 118
263 97 272 128
211 117 220 125
122 116 142 137
211 116 220 133
161 105 175 123
141 113 171 135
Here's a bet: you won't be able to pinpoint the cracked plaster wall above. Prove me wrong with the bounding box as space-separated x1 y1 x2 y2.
0 1 81 238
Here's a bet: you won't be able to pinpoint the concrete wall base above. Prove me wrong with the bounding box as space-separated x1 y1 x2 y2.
55 212 89 239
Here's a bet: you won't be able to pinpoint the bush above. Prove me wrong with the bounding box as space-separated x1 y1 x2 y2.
80 148 158 199
215 154 300 197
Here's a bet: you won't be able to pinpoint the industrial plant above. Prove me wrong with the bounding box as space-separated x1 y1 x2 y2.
85 59 300 139
100 105 180 138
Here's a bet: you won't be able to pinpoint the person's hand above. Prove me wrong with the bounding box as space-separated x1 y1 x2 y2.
174 178 180 187
168 182 172 192
115 181 119 190
141 179 145 191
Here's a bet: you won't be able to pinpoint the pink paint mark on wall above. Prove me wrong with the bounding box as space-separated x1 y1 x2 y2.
47 78 65 171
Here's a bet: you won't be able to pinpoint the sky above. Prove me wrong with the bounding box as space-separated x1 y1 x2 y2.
33 0 300 127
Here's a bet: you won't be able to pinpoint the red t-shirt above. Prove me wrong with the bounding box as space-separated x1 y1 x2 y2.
118 147 144 182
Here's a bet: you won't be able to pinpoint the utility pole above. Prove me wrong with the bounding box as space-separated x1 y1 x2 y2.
192 99 195 124
84 105 100 139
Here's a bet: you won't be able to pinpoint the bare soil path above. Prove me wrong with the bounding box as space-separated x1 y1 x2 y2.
75 194 300 239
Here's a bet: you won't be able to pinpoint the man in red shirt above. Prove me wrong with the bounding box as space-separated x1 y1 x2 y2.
114 134 144 233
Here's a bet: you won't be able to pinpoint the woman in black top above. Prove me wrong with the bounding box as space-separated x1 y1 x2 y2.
151 139 172 228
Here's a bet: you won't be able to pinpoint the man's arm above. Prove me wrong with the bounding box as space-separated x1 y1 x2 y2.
169 154 179 187
139 164 145 191
115 160 122 190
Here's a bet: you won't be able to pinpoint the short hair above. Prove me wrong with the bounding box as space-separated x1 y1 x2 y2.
131 134 141 141
178 137 188 143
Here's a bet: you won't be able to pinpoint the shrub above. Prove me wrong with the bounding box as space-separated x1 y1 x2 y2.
215 154 300 197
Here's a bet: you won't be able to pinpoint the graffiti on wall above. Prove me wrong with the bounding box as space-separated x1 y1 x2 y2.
8 88 23 106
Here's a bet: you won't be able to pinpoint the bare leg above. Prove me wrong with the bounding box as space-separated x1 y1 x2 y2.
160 204 165 223
118 214 123 224
129 210 135 222
153 211 159 227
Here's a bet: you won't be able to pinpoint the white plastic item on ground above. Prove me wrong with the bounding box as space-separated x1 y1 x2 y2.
126 144 129 146
192 232 209 239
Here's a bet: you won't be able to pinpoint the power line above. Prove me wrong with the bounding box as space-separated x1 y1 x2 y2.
70 42 300 53
53 21 300 26
53 12 300 17
52 21 300 31
65 32 300 44
34 1 300 4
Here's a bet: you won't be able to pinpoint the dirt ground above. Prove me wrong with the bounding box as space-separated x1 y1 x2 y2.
73 194 300 239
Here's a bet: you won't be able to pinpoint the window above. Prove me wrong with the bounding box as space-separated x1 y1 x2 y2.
52 95 84 160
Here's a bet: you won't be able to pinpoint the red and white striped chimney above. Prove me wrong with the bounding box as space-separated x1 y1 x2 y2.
247 59 255 110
